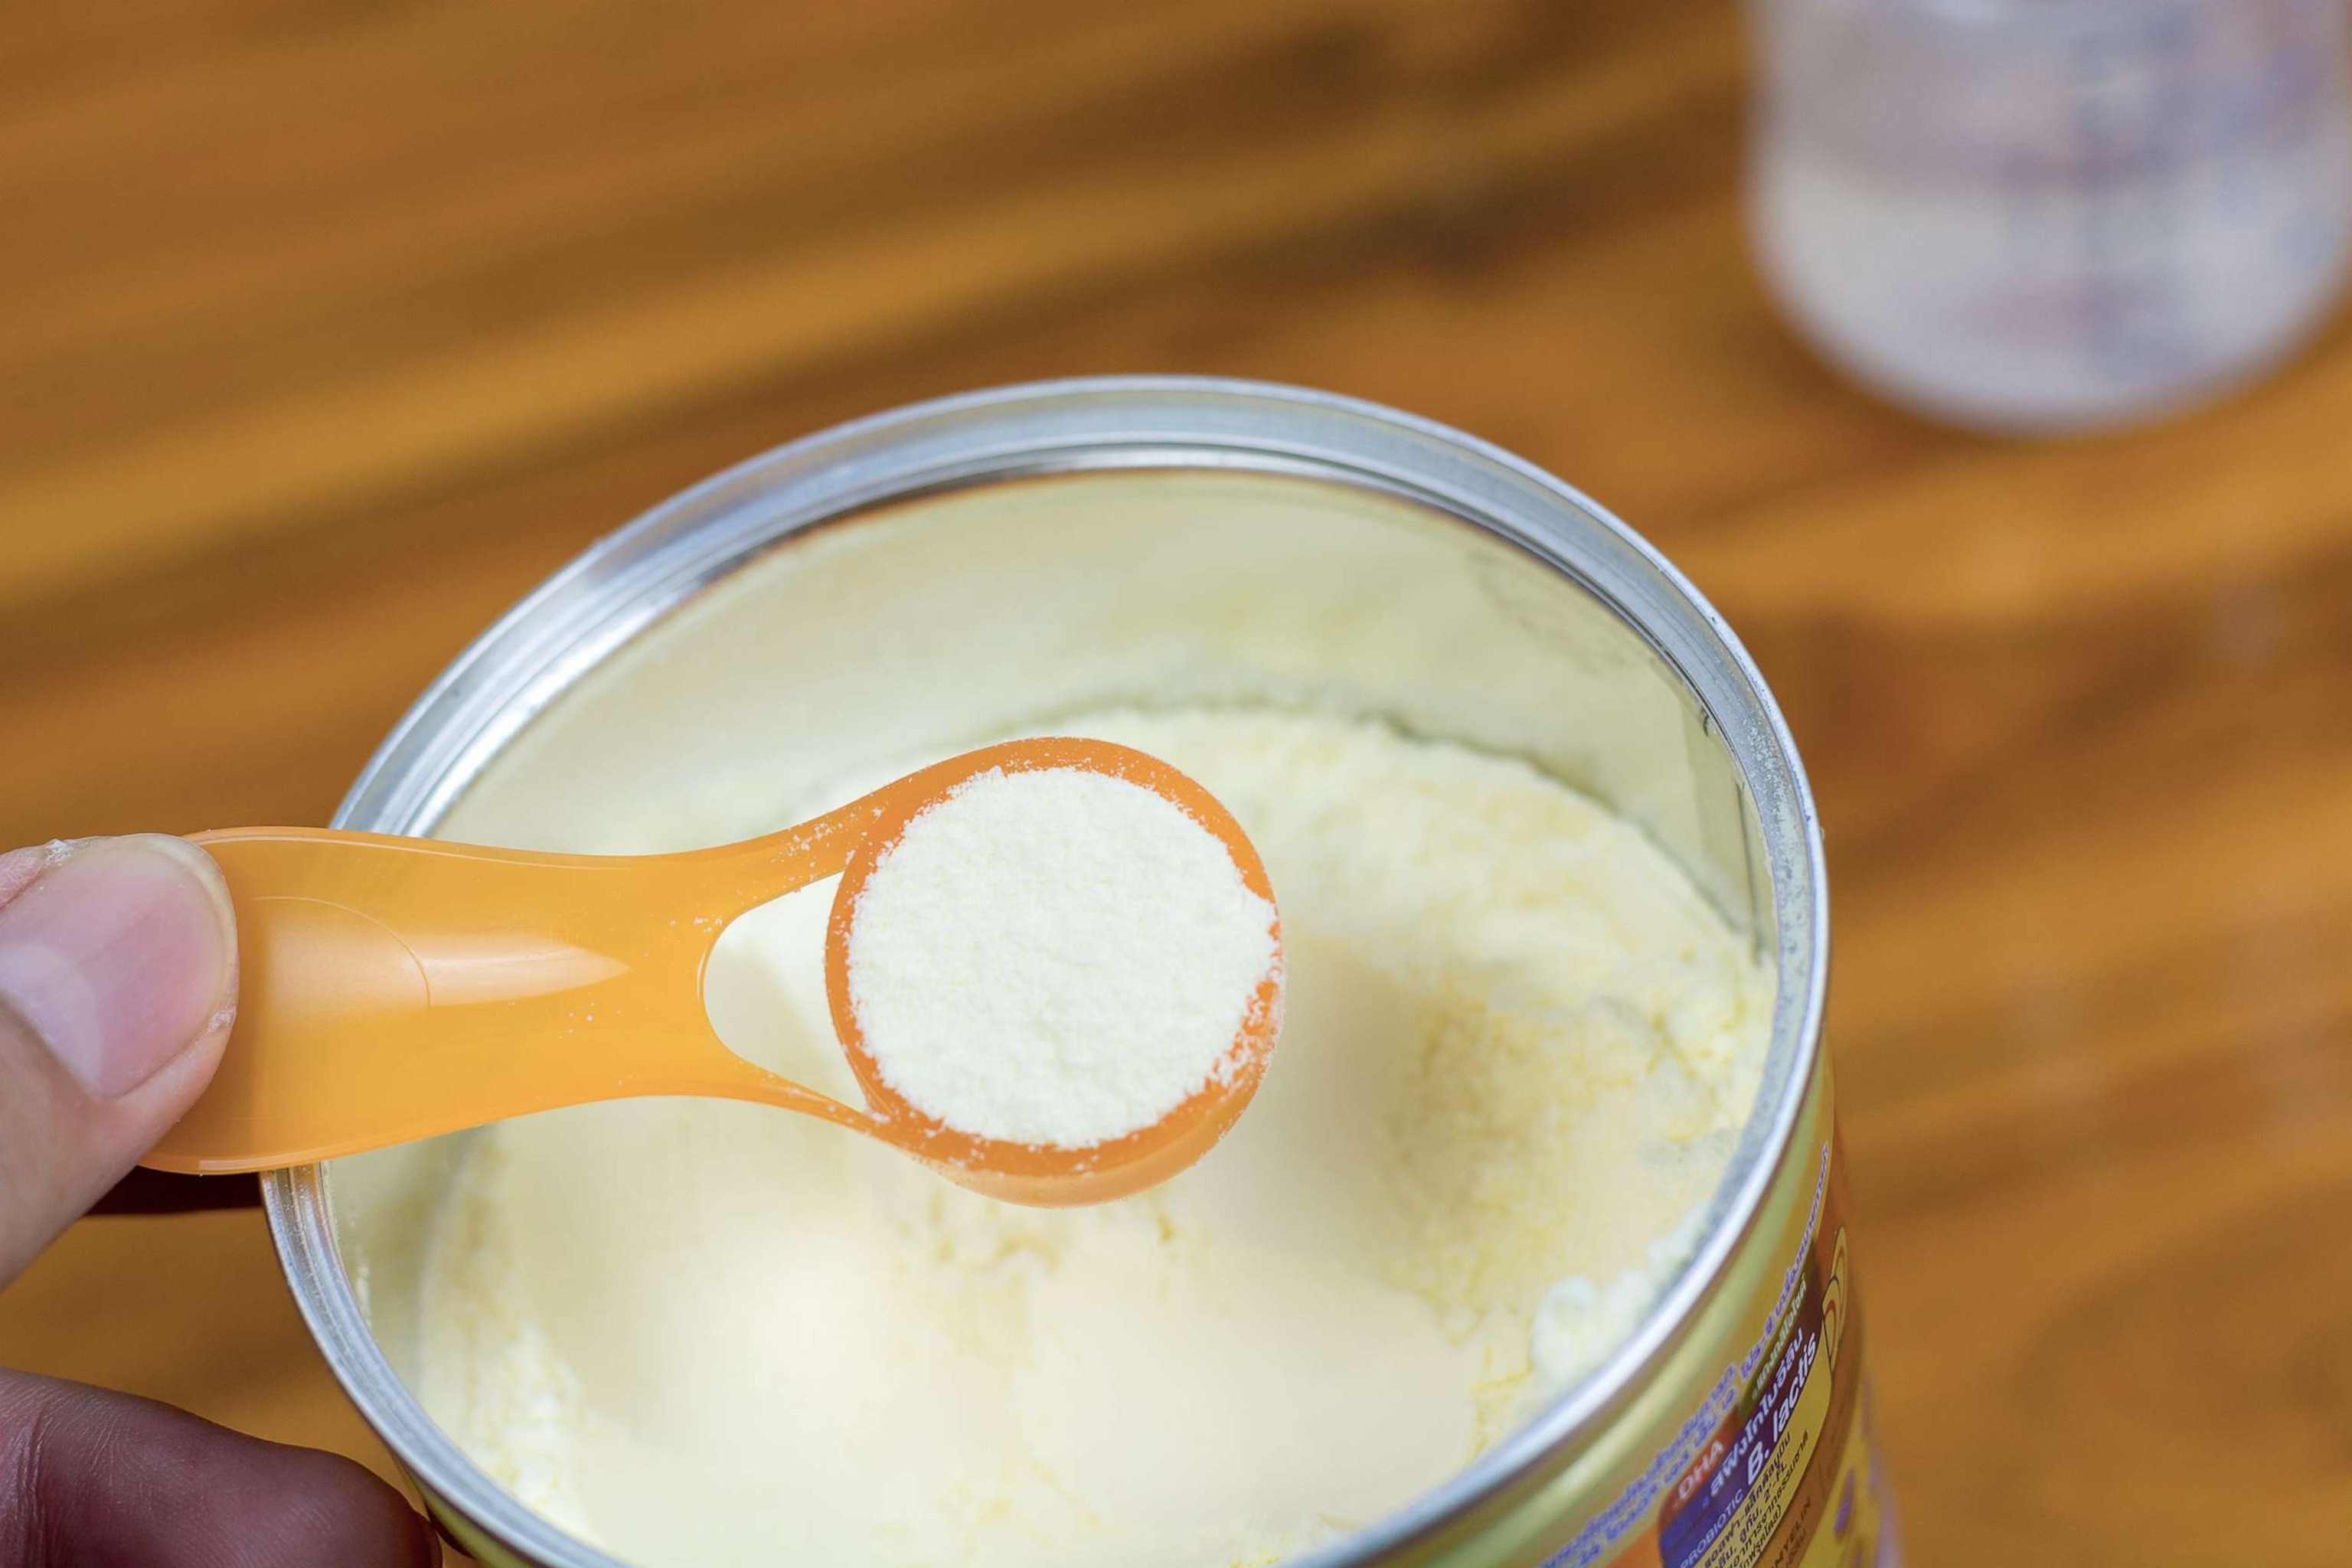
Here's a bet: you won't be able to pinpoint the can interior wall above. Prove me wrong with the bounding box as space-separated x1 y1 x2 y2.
266 379 1830 1568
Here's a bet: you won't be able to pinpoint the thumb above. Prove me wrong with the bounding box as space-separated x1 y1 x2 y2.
0 835 239 1285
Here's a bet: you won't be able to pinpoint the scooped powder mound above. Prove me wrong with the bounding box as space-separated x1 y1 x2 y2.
846 764 1279 1148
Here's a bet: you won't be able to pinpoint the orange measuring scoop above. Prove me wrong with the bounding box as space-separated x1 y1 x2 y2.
143 738 1283 1207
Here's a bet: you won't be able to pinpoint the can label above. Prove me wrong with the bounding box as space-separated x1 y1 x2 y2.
1551 1135 1894 1568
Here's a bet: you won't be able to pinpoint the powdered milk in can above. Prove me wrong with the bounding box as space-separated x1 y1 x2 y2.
261 378 1897 1567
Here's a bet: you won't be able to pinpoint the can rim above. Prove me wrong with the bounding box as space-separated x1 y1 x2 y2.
264 374 1829 1568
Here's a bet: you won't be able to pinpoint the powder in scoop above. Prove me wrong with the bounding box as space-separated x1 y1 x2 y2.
845 764 1279 1148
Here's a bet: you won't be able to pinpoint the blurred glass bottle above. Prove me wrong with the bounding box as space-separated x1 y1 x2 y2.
1748 0 2352 431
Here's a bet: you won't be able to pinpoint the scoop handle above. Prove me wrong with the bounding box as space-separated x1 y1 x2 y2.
144 802 885 1174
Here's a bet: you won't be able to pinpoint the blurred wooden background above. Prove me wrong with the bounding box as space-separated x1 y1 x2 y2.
5 3 2351 1565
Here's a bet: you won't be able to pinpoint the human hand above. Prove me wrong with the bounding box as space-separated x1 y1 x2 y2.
0 835 438 1566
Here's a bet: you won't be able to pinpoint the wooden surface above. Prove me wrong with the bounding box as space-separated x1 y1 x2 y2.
4 4 2350 1564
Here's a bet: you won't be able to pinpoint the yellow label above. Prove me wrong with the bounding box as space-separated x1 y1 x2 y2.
1559 1133 1897 1568
1689 1331 1829 1568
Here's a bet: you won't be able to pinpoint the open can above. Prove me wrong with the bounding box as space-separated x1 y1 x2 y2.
265 377 1897 1567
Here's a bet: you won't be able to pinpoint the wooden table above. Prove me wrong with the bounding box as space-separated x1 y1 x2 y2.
5 4 2348 1564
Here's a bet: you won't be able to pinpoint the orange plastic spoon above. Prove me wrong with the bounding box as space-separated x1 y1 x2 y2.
142 738 1282 1207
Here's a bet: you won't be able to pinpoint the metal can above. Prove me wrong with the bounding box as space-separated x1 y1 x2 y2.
266 377 1896 1568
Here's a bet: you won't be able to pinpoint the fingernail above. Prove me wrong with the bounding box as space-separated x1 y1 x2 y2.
0 835 237 1099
